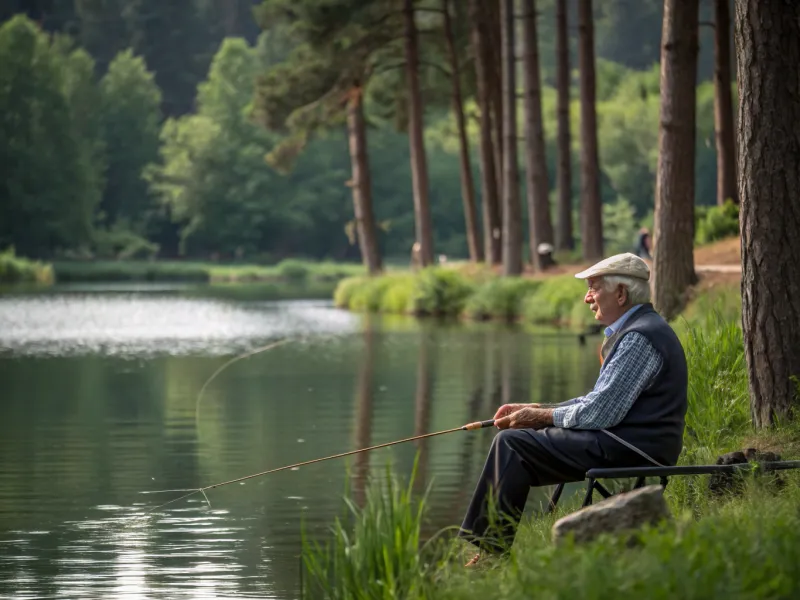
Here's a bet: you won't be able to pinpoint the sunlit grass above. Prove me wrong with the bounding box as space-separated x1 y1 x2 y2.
0 248 54 284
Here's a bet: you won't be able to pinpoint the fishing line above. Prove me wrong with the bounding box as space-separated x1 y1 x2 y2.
143 419 497 514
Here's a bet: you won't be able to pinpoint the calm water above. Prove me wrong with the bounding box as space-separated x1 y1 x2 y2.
0 285 600 599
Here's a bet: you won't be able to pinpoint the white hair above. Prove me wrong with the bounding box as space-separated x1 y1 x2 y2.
601 275 651 305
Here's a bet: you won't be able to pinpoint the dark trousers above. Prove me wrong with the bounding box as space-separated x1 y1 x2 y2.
458 428 589 553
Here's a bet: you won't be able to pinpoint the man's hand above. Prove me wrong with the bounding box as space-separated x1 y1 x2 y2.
493 403 540 421
494 407 554 430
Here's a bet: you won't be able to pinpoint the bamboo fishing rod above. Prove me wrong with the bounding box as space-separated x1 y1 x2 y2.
144 418 497 513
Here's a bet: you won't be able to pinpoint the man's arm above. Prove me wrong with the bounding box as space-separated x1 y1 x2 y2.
551 332 663 430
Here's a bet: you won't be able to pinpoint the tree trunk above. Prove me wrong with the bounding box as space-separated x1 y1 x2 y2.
577 0 603 261
735 0 800 427
403 0 434 267
653 0 699 320
521 0 555 272
443 0 482 263
346 87 382 275
714 0 737 206
500 0 522 275
469 0 502 265
485 0 505 208
555 0 574 251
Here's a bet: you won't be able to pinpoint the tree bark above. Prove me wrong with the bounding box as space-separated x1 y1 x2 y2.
521 0 555 272
577 0 603 261
403 0 434 267
469 0 502 265
555 0 574 251
735 0 800 427
500 0 522 275
653 0 699 320
443 0 482 263
346 87 382 275
485 0 505 208
714 0 737 206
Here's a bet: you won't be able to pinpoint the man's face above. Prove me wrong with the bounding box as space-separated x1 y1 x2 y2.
584 277 625 325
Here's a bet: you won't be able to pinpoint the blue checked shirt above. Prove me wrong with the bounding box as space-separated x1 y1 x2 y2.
552 305 663 430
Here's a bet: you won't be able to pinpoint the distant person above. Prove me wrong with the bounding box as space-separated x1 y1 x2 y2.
536 243 557 269
635 228 652 261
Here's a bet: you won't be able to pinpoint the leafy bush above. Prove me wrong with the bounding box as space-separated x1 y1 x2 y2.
333 276 367 308
522 275 588 326
408 267 476 316
463 277 541 321
277 258 310 283
0 248 54 284
695 200 740 245
380 274 416 314
92 225 160 260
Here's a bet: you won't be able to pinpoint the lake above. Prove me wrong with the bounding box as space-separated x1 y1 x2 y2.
0 284 600 599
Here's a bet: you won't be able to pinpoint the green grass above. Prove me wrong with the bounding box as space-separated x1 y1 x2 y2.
0 248 54 284
463 277 542 322
51 258 366 284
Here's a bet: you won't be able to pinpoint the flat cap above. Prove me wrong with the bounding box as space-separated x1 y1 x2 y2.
574 252 650 281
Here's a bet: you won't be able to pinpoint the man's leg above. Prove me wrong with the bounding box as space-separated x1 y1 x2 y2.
458 428 584 554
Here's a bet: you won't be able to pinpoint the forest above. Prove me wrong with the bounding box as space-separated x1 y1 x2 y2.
1 0 732 266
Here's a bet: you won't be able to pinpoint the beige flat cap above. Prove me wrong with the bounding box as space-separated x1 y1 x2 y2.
574 252 650 281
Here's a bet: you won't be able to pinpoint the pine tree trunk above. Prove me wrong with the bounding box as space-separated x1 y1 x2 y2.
714 0 737 206
555 0 574 251
500 0 522 275
470 0 502 265
443 0 482 263
486 1 505 207
403 0 434 267
653 0 699 320
346 87 382 275
577 0 603 261
521 0 555 272
735 0 800 427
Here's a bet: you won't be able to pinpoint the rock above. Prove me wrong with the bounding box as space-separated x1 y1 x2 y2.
552 485 670 546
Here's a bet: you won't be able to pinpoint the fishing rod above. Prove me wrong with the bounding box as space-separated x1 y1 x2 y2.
144 418 497 513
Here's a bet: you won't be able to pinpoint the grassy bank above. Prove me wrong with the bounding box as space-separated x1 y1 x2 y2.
0 248 54 284
301 297 800 599
334 266 723 330
51 258 365 284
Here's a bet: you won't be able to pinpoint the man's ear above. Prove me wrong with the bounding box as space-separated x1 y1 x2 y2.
617 285 627 306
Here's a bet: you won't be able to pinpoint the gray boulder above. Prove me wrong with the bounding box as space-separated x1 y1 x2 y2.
552 484 671 546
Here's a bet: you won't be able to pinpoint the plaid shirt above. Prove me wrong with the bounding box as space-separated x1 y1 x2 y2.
552 331 663 429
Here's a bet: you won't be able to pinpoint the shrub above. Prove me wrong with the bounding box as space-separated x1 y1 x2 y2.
522 275 587 326
277 258 310 283
380 274 416 314
408 267 476 316
333 276 366 308
695 200 740 245
463 277 541 321
0 248 54 284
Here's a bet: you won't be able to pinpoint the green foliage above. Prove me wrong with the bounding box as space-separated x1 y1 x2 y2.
0 16 100 256
522 275 589 327
301 460 448 600
99 49 163 233
91 222 160 260
408 267 476 317
695 200 740 245
463 278 542 322
603 198 640 255
277 258 310 283
678 311 750 456
0 248 54 284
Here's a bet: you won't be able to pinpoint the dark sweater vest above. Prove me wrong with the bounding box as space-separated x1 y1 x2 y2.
598 303 688 466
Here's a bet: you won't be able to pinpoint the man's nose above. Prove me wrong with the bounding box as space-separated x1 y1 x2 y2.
584 290 593 304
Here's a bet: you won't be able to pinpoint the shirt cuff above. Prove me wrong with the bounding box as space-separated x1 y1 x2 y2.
552 407 569 428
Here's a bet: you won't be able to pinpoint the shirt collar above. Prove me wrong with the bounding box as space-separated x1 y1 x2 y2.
604 304 643 337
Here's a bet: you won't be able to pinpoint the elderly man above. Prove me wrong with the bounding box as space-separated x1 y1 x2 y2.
459 253 687 565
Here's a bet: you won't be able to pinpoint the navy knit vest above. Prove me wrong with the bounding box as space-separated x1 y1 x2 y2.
599 303 688 466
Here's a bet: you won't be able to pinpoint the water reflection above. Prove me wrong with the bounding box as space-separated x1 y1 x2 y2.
0 289 601 599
